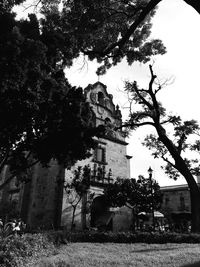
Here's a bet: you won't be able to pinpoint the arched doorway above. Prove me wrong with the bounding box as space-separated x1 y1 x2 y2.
90 195 113 231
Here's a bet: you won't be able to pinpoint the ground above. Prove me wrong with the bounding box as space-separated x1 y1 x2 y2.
34 243 200 267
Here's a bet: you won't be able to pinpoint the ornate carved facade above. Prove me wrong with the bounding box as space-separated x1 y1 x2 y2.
61 82 132 231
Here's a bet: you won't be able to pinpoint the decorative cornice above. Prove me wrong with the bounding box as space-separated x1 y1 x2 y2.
103 135 128 145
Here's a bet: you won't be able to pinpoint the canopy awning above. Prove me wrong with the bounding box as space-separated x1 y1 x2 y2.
154 211 164 218
138 211 164 218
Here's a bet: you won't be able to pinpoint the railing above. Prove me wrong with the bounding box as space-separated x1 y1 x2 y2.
89 175 113 187
88 164 114 187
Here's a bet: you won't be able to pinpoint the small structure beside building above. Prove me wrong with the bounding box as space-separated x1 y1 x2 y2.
160 183 192 231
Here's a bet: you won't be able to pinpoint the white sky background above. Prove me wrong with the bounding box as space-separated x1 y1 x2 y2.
15 0 200 186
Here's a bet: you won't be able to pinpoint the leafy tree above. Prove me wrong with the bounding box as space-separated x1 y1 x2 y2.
64 165 94 230
37 0 199 73
17 1 200 69
104 175 162 230
0 11 105 191
18 0 166 75
121 64 200 232
0 0 167 189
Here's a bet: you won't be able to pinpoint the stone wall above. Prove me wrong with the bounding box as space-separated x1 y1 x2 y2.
22 161 64 229
106 139 129 180
160 185 191 216
113 206 133 232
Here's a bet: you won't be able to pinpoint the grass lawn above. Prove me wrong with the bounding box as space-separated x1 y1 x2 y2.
36 243 200 267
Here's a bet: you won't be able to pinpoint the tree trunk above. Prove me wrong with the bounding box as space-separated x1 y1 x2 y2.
183 0 200 15
156 125 200 232
54 164 65 229
81 193 87 230
190 189 200 232
71 206 76 231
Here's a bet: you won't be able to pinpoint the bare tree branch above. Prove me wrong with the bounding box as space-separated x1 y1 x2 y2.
134 83 153 110
177 133 187 154
161 155 176 169
118 121 155 130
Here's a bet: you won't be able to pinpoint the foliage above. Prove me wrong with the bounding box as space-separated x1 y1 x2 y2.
0 218 26 238
0 201 20 223
11 0 167 76
18 0 200 76
60 230 200 244
64 165 94 230
41 0 166 74
0 11 105 190
65 165 91 196
0 233 56 267
104 176 162 214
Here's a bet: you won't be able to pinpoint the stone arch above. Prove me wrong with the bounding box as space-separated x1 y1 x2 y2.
105 117 111 125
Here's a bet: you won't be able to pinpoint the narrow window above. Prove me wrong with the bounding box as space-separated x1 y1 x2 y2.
180 195 185 210
165 197 169 206
94 147 106 164
98 92 104 105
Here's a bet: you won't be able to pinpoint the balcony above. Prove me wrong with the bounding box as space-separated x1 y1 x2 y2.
89 166 113 187
89 175 113 187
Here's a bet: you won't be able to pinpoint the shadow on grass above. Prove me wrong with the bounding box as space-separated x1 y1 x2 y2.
131 247 178 253
181 262 200 267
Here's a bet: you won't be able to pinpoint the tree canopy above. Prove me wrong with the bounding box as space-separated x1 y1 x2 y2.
12 0 167 74
104 175 162 213
0 10 105 190
37 0 200 74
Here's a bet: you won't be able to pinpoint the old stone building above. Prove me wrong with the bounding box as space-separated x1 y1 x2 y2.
61 82 132 231
160 181 197 231
161 184 191 216
0 82 132 231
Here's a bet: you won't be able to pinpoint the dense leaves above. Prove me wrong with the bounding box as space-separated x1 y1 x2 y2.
104 176 162 214
39 0 166 74
0 11 104 189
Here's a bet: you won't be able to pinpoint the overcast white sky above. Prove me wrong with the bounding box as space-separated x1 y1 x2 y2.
15 0 200 186
65 0 200 186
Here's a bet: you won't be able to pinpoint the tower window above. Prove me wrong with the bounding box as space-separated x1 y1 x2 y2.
180 195 185 210
165 197 169 206
94 147 106 164
98 92 105 105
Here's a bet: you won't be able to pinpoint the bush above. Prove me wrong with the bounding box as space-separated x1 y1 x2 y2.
60 231 200 244
0 233 56 267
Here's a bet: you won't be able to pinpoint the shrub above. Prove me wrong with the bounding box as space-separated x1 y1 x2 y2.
0 233 56 267
60 230 200 244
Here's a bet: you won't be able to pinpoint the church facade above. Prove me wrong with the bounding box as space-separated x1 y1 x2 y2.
0 82 132 231
61 82 132 231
